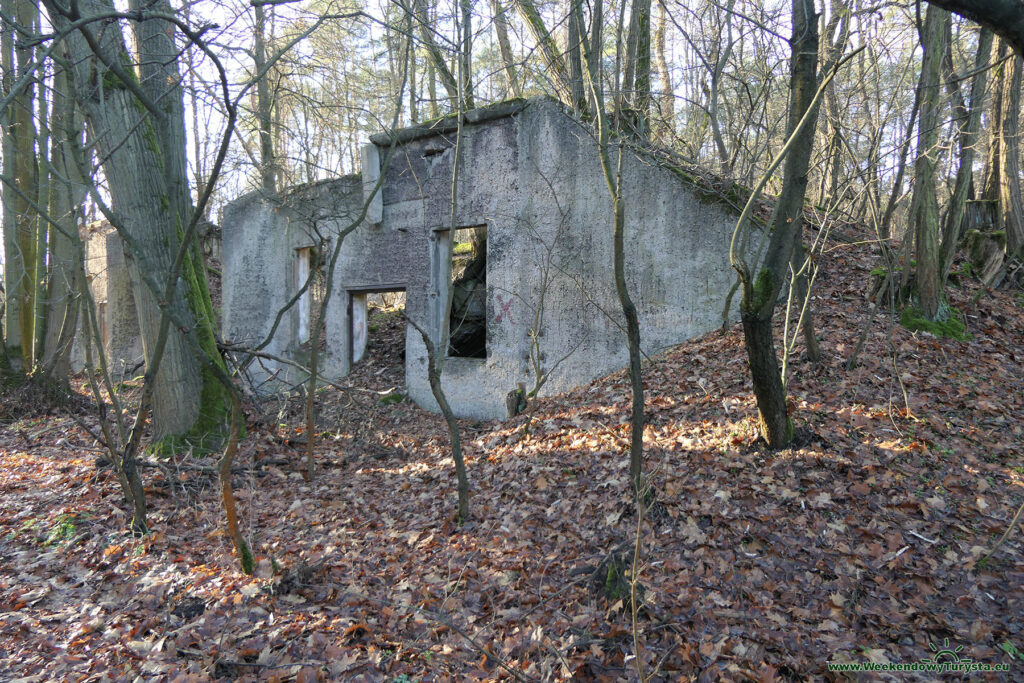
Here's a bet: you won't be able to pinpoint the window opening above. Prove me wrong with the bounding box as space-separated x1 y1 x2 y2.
447 225 487 358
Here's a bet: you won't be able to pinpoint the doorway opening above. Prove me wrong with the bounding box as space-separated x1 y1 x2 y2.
349 288 407 393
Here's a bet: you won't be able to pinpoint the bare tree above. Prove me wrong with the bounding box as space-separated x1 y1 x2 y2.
729 0 853 449
939 27 993 277
908 5 949 320
42 0 230 443
582 0 645 494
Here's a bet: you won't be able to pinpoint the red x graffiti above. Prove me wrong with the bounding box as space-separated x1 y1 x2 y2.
495 294 514 324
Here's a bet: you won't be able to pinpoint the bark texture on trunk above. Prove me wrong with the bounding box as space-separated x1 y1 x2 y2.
253 3 277 195
490 0 521 98
44 0 224 440
910 6 949 321
653 0 674 141
1 0 21 360
11 0 38 367
511 0 574 106
940 28 992 277
40 67 88 382
997 54 1024 256
743 313 790 447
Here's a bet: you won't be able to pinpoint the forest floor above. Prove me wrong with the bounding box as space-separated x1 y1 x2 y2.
1 223 1023 682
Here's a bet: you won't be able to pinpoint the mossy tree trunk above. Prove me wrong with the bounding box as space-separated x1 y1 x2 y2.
4 0 40 369
43 0 230 443
737 0 820 450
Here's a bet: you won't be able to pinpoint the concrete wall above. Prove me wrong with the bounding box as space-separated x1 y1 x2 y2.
221 177 365 388
222 98 745 418
375 99 743 419
69 225 144 377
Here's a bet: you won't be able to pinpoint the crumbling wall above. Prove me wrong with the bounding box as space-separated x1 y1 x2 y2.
382 99 743 419
221 98 745 420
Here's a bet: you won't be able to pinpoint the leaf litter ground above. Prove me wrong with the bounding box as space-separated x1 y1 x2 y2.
1 227 1022 681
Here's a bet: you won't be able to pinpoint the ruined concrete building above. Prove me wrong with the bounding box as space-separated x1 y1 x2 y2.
222 98 744 419
69 221 143 376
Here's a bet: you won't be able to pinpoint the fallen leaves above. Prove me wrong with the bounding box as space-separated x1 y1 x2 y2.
1 232 1023 680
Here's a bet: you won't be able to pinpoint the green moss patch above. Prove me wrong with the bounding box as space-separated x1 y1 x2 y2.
900 305 970 340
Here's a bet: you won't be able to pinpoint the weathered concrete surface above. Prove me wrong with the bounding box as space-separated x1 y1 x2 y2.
70 223 144 377
222 98 745 419
221 178 365 388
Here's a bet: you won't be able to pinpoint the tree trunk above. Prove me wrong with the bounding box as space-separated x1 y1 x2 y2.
583 1 644 495
707 0 735 175
422 325 469 521
408 34 418 123
743 313 790 446
632 0 651 135
11 0 38 368
653 0 674 141
33 52 50 364
982 41 1008 203
997 53 1024 256
910 6 949 321
44 0 227 441
613 178 645 493
566 0 587 113
132 0 230 443
253 2 277 195
622 0 651 137
511 0 574 105
412 0 460 106
459 0 474 109
739 0 820 450
490 0 521 98
40 65 88 383
1 0 21 363
940 28 992 277
879 76 922 242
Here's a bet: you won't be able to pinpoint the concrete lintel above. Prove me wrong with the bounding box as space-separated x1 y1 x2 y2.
361 144 383 225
